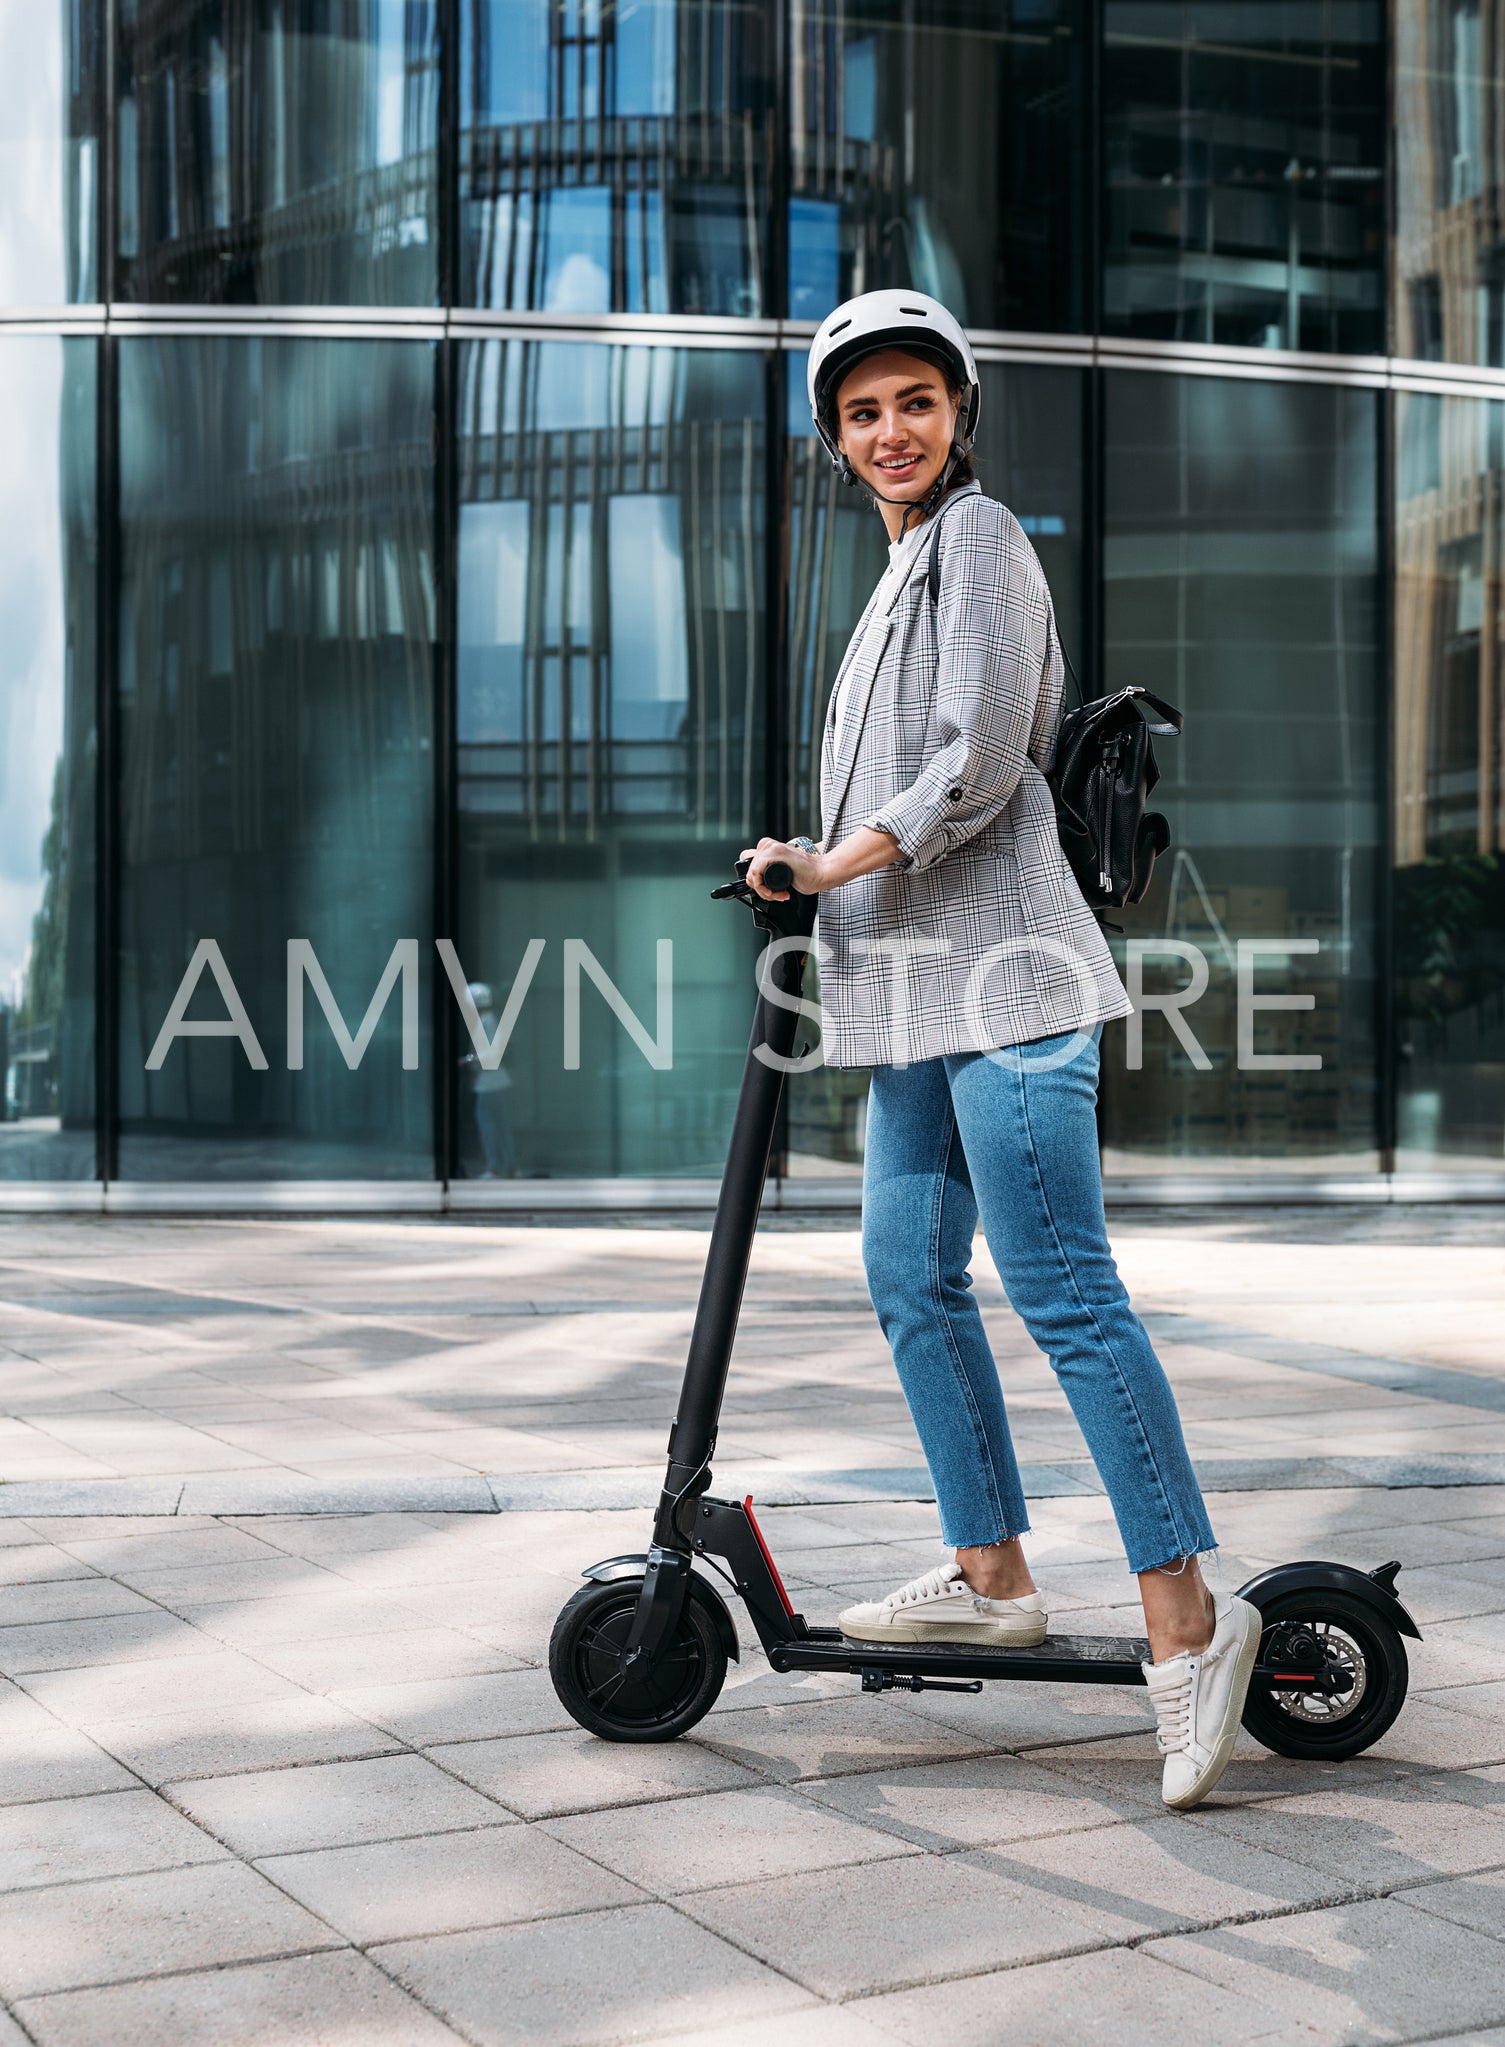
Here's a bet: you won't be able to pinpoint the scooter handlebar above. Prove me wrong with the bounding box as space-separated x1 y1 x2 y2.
736 856 794 894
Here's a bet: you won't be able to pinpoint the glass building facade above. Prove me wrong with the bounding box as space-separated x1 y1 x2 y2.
2 0 1502 1203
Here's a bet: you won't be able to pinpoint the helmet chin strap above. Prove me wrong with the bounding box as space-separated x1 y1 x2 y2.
840 440 968 536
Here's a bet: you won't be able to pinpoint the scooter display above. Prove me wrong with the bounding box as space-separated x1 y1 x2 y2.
549 859 1418 1762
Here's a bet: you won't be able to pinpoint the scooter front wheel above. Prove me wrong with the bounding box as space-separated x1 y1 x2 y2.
550 1576 728 1742
1241 1589 1408 1761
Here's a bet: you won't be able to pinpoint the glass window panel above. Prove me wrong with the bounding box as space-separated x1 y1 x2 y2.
117 338 435 1179
453 338 765 1178
1394 390 1505 1165
1395 0 1505 366
783 355 1085 1173
0 2 99 303
789 1 1085 333
1103 2 1385 354
460 0 773 316
0 338 96 1179
1099 371 1381 1176
115 0 438 305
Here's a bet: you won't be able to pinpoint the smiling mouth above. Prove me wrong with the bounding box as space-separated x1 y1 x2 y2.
877 455 922 475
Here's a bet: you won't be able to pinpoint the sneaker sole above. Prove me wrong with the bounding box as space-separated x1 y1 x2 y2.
1163 1599 1263 1813
838 1615 1050 1649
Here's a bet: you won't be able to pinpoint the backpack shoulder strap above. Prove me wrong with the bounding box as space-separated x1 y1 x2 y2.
926 502 1087 710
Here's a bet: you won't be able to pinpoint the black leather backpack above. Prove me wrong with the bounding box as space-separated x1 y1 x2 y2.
926 519 1182 912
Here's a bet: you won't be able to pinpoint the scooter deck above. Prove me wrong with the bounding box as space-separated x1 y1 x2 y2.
774 1624 1151 1688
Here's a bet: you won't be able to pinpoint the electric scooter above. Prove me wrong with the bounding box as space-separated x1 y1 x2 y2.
550 860 1419 1763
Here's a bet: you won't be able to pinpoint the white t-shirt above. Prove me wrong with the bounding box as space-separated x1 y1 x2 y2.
828 516 932 751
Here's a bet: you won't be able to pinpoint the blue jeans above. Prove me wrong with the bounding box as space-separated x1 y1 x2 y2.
861 1028 1216 1575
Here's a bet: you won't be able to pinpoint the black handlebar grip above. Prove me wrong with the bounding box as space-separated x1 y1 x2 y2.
733 855 796 893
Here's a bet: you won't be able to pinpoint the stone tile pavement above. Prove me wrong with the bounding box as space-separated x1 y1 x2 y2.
0 1206 1502 2043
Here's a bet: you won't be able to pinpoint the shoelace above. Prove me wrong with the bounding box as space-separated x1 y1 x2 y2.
1151 1669 1195 1755
883 1564 962 1610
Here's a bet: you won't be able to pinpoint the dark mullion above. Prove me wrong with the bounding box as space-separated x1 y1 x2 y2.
432 0 460 1186
1376 6 1397 1174
1085 0 1103 343
95 332 120 1189
1375 387 1397 1174
95 0 118 1187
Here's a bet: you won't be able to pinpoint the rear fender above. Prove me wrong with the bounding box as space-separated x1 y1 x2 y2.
1236 1560 1421 1641
580 1552 740 1662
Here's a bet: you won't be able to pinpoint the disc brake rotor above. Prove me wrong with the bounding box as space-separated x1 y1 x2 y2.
1273 1620 1368 1724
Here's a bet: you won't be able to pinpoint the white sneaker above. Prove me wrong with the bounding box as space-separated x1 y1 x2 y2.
839 1563 1049 1647
1142 1593 1262 1811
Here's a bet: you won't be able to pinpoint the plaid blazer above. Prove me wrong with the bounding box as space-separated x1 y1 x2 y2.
816 483 1132 1069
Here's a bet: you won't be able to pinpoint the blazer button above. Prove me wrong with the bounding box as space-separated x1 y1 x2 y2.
947 785 963 802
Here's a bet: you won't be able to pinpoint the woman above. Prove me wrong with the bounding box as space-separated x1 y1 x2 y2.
742 289 1258 1812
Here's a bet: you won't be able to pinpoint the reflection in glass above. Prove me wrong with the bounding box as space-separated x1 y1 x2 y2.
784 357 1085 1172
0 340 96 1179
453 339 765 1176
1099 372 1380 1174
0 3 99 303
460 0 773 315
1103 2 1384 353
117 339 435 1178
116 0 438 304
788 0 1083 331
1394 391 1505 1162
1395 0 1505 365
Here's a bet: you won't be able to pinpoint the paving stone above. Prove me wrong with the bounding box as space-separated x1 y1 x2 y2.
1405 1869 1505 1943
666 2016 890 2047
800 1750 1156 1850
980 1811 1352 1938
0 2009 28 2046
16 1649 306 1728
891 1676 1156 1750
0 1547 99 1588
0 1611 211 1676
682 1848 1118 1997
177 1590 434 1648
258 1823 643 1942
378 1901 815 2046
168 1753 510 1856
242 1628 516 1692
116 1558 337 1607
692 1695 995 1783
0 1787 225 1890
0 1580 156 1627
0 1725 140 1805
431 1728 760 1820
857 1943 1293 2044
1196 1775 1505 1889
11 1951 462 2047
55 1528 282 1573
87 1695 397 1786
541 1783 918 1892
0 1861 339 1999
1146 1897 1505 2044
331 1668 575 1745
1367 1697 1505 1773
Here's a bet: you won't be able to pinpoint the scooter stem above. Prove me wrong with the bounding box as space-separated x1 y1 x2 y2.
652 879 818 1550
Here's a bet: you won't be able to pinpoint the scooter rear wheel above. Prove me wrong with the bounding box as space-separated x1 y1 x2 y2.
1241 1589 1408 1760
550 1576 728 1742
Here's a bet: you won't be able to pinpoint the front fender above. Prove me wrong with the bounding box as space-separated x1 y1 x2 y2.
1236 1560 1421 1641
580 1553 740 1662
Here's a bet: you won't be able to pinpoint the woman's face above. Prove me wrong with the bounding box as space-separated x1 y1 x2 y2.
834 349 960 503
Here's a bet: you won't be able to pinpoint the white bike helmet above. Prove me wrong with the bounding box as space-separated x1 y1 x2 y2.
807 289 981 497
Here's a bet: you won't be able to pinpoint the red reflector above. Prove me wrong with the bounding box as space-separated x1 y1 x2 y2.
743 1495 795 1617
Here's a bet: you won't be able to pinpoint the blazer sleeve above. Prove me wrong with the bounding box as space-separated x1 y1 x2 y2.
861 501 1050 874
